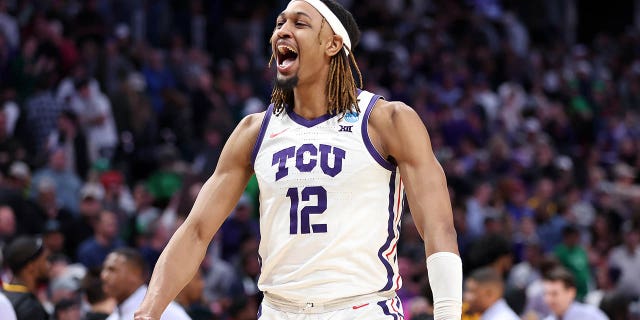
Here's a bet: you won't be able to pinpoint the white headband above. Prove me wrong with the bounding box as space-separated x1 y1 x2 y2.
295 0 351 53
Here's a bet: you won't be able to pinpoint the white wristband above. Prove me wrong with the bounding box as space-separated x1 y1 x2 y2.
427 252 463 320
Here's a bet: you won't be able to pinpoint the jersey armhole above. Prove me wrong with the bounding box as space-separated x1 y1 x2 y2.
251 104 274 167
361 94 396 171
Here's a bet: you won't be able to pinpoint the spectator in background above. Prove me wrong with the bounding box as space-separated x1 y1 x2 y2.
138 220 171 272
0 109 27 174
72 0 107 48
218 194 258 263
408 293 434 320
46 109 90 179
109 72 159 182
203 237 240 314
0 205 16 251
1 236 50 320
191 125 224 179
0 0 19 50
0 161 46 236
554 225 591 301
100 169 135 216
23 70 64 158
77 210 123 271
465 182 495 238
464 267 520 320
42 220 66 256
80 269 115 320
466 233 513 277
70 77 118 163
145 144 185 207
542 267 608 320
31 148 82 214
607 223 640 298
33 176 75 225
49 269 83 315
101 248 190 320
142 49 176 116
64 183 104 259
5 161 30 194
124 182 161 246
53 298 81 320
521 257 562 319
46 20 78 76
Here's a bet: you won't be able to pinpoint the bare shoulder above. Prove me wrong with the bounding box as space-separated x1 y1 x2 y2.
220 111 268 168
368 99 427 160
234 110 270 147
370 99 422 126
237 111 266 134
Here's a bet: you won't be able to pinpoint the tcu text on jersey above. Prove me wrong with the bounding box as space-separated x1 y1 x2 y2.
272 144 346 181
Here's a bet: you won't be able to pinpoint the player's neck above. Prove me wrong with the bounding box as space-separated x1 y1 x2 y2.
292 83 329 120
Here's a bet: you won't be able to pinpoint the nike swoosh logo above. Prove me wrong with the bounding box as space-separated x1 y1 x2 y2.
269 128 289 138
352 303 369 310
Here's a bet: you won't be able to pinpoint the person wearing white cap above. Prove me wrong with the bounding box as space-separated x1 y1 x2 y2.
136 1 461 319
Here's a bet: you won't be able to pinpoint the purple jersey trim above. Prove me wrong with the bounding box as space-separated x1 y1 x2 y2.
378 170 397 292
361 94 395 171
251 104 274 166
377 300 401 319
286 105 333 128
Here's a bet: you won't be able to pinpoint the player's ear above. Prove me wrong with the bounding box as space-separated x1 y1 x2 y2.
326 34 344 57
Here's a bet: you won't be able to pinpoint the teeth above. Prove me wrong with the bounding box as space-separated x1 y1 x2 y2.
277 45 298 54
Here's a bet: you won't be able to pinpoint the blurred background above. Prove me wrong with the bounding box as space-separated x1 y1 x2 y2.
0 0 639 319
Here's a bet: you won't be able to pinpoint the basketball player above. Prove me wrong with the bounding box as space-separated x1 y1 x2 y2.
135 1 462 319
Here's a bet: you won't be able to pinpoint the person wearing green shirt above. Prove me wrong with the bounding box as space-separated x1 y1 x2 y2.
553 225 591 300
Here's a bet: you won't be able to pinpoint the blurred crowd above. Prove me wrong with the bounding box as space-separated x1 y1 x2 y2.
0 0 639 319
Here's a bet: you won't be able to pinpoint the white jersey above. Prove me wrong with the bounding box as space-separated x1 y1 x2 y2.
252 90 404 304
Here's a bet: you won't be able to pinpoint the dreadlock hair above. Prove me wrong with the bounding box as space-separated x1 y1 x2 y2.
270 0 363 117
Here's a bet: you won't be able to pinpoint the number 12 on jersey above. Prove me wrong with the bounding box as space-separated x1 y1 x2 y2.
286 186 327 234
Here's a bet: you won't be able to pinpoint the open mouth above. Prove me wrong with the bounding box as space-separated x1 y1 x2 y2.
276 45 299 69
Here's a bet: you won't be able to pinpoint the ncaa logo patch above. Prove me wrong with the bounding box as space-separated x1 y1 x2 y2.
344 111 359 123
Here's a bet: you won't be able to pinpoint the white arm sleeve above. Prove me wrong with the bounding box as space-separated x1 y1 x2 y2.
427 252 463 320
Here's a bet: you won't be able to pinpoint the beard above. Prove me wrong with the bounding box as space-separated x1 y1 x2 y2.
275 74 299 92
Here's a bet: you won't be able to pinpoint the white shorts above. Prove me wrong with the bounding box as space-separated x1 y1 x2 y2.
257 295 405 320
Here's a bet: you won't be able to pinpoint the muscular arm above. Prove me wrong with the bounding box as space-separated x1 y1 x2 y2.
370 101 461 320
135 113 263 319
369 101 458 255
